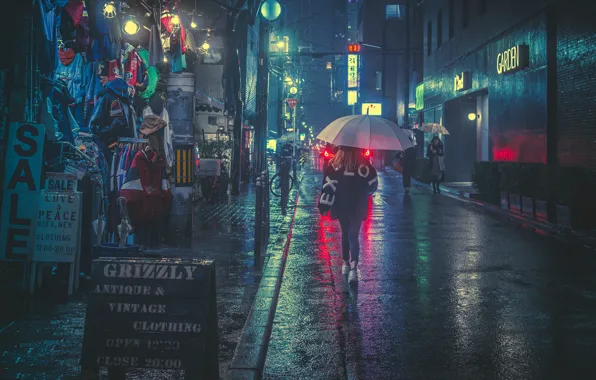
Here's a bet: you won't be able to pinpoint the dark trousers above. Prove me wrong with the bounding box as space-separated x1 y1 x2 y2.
339 217 362 263
431 173 442 193
403 167 412 188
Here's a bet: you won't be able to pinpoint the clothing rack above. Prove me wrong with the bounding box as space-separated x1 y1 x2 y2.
118 137 149 144
56 141 95 164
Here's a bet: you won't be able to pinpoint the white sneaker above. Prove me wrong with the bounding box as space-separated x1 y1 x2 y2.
342 261 350 275
348 262 359 283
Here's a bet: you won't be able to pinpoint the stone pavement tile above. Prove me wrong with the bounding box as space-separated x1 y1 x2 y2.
263 327 345 380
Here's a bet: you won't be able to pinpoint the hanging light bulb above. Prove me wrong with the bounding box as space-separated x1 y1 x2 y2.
191 0 199 29
163 56 168 63
201 41 210 50
191 13 198 29
122 16 140 35
103 1 117 19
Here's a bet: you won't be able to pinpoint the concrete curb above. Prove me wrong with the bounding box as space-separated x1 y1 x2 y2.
226 186 301 380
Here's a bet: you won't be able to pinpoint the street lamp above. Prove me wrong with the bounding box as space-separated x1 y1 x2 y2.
260 0 281 21
289 86 298 95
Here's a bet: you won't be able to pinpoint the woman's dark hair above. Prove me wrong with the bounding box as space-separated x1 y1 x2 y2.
431 136 443 146
329 146 367 172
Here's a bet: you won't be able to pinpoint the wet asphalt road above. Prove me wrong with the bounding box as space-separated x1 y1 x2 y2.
263 160 596 380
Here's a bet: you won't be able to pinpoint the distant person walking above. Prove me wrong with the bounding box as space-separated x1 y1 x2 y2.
398 129 417 194
318 146 378 283
427 136 445 194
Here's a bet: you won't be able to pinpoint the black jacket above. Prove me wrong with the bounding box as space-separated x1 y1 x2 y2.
318 162 378 221
90 78 136 145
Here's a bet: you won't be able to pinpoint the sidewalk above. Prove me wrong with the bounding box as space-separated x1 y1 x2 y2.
0 181 296 379
261 165 596 379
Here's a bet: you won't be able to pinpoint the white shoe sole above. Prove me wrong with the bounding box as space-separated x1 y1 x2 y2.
348 269 358 283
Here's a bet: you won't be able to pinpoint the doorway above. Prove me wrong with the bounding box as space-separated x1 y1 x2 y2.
443 93 487 183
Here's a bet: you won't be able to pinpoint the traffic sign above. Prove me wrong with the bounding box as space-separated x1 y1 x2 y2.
348 43 361 53
286 98 298 109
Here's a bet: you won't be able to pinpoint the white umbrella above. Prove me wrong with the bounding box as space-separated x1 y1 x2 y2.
316 115 413 151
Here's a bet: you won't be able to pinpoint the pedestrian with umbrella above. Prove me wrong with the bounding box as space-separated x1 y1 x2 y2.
419 123 449 194
316 115 413 283
427 136 445 194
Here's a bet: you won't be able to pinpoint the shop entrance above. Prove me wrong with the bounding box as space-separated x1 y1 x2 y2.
443 91 489 183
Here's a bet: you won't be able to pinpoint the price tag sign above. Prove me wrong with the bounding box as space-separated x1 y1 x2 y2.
33 191 82 263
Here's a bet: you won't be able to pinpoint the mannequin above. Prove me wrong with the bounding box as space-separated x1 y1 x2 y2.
119 115 171 249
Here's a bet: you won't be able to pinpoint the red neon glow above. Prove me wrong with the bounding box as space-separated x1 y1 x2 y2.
364 149 371 157
324 150 335 159
491 132 546 163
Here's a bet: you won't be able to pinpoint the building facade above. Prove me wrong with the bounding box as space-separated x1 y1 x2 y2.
356 0 406 122
420 0 554 182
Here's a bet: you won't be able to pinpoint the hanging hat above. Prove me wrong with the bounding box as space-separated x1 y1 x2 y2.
140 115 167 136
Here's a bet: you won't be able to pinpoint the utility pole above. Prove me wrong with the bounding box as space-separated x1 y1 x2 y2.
404 0 411 128
254 19 270 258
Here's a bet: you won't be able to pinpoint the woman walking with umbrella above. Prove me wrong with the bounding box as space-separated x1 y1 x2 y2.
318 146 378 283
427 136 445 194
316 115 413 283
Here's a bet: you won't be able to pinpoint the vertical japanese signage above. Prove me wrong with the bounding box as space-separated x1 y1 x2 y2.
347 90 358 106
415 83 424 111
0 123 45 261
347 54 359 89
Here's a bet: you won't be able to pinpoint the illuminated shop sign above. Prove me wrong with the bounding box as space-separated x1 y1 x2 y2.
347 90 358 106
415 83 424 110
454 71 471 92
497 44 529 74
347 54 359 88
362 103 382 116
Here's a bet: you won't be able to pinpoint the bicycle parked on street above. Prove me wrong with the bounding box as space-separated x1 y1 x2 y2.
269 157 293 215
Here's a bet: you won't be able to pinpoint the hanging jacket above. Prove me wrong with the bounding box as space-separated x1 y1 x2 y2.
51 79 77 143
54 48 86 103
123 49 148 91
84 60 105 104
137 48 159 100
87 0 120 61
318 161 378 221
89 78 136 145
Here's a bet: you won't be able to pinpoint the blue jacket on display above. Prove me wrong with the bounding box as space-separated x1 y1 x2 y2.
54 48 86 103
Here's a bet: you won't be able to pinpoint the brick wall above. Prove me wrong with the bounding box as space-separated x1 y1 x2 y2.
556 1 596 169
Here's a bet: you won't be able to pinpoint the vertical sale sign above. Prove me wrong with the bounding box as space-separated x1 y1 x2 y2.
0 123 45 261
